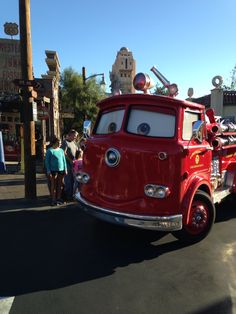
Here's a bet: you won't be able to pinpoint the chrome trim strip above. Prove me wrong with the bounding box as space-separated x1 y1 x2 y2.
182 145 213 150
75 192 182 231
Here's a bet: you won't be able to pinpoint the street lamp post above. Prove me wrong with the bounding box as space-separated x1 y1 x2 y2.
82 66 106 91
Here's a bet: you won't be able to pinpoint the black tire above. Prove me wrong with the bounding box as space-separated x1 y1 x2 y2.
172 190 216 243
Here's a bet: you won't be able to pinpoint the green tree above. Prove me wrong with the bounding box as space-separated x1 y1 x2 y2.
60 67 106 135
153 82 169 96
222 64 236 90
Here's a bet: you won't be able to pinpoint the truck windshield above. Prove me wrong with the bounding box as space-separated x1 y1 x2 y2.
95 109 125 134
127 108 175 138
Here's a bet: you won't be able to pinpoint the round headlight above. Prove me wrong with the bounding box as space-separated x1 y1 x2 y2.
105 148 121 167
82 174 90 184
155 187 166 198
144 185 155 197
76 173 83 182
144 184 170 198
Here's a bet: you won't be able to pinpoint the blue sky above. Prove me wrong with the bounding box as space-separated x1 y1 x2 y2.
1 0 236 99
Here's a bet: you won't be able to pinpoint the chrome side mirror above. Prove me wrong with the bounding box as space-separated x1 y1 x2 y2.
192 120 204 143
83 120 91 138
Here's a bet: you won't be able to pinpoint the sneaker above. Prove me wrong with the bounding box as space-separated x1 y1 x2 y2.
51 200 57 206
56 199 65 205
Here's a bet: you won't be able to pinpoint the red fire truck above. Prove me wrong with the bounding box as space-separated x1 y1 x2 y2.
75 67 236 243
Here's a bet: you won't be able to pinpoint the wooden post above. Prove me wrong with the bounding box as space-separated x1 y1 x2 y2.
82 67 86 85
19 124 24 173
19 0 37 199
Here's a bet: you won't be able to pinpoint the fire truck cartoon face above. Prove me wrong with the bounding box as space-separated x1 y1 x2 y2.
76 67 236 244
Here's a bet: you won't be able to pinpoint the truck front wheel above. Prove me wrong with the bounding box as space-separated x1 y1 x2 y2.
172 190 216 243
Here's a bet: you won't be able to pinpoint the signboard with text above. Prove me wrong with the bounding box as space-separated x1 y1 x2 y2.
0 38 21 94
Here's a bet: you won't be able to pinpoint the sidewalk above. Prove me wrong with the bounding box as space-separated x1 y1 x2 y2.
0 172 53 212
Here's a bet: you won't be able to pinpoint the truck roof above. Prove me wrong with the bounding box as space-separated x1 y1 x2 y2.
97 93 205 111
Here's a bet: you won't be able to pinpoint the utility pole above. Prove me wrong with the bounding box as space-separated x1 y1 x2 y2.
19 0 37 199
82 66 86 85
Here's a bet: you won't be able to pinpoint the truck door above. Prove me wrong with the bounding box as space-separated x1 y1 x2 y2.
181 109 212 191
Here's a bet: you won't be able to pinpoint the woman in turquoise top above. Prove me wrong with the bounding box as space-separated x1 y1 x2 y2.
45 136 67 205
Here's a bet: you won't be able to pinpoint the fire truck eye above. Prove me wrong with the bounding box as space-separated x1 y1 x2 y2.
108 122 117 133
137 123 150 135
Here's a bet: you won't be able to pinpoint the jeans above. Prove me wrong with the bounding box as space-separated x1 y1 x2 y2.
64 168 74 200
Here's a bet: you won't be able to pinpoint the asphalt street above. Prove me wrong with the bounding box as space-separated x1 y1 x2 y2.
0 173 235 314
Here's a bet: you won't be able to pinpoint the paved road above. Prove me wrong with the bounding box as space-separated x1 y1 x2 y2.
0 188 235 314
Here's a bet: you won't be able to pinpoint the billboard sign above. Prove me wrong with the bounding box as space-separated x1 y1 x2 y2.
0 38 21 94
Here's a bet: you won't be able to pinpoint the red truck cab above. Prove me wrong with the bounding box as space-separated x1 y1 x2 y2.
76 70 236 243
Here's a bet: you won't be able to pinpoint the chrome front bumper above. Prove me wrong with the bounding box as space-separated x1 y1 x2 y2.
75 192 182 231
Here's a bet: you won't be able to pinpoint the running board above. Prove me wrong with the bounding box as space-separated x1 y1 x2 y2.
213 186 232 204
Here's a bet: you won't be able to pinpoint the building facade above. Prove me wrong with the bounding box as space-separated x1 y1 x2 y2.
0 38 21 94
110 47 136 94
0 38 22 160
192 88 236 123
0 37 61 161
41 50 61 139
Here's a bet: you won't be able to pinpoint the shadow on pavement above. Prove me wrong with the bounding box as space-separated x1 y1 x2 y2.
0 205 193 297
0 198 235 297
0 176 46 187
215 197 236 223
191 296 233 314
0 197 49 210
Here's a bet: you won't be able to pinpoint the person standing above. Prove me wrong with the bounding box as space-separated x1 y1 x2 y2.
72 149 83 197
45 136 67 206
61 129 79 201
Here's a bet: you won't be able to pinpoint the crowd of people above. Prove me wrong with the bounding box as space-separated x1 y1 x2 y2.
44 129 83 206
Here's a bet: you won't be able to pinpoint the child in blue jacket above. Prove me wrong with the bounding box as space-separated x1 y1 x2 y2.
45 136 67 205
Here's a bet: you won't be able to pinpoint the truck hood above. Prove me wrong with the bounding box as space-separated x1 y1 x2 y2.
81 135 181 214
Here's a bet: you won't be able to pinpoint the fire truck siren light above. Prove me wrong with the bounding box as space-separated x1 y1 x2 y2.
168 84 178 97
133 73 154 94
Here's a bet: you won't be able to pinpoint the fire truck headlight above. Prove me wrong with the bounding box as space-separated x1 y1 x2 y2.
82 174 90 184
76 173 83 182
144 185 156 197
155 187 167 198
144 184 170 198
76 172 90 184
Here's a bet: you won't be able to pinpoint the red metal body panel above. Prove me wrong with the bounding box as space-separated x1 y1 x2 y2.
74 73 236 241
76 92 236 239
80 94 218 218
82 135 183 215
